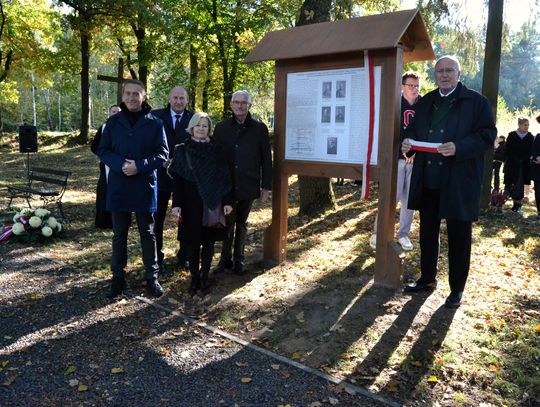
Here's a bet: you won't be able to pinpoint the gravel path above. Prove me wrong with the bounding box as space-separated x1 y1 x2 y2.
0 245 398 407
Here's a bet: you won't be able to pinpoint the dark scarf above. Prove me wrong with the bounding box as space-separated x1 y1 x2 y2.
170 138 231 210
431 83 460 127
119 101 152 127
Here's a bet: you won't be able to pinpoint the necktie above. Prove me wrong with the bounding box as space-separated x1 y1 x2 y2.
174 114 182 139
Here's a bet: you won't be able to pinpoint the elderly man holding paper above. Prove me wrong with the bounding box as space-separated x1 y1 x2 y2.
401 55 496 308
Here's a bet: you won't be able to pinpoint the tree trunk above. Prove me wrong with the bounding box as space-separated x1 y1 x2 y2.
57 89 62 131
189 44 198 110
480 0 504 208
296 0 335 216
77 28 90 144
45 88 54 130
133 23 148 89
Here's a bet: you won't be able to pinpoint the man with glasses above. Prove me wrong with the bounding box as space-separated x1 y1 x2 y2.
401 56 496 308
371 71 421 251
213 90 272 275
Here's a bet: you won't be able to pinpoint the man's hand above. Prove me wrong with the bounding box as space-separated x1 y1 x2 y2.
260 189 270 203
402 138 412 155
171 207 181 217
404 153 415 164
223 205 233 215
122 159 138 176
163 158 172 168
438 142 456 157
535 156 540 164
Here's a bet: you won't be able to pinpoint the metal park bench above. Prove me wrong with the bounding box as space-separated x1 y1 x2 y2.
7 167 71 220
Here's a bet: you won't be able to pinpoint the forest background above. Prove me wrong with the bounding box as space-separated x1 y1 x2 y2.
0 0 539 139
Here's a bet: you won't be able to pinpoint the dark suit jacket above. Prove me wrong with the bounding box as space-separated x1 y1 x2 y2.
152 106 193 191
406 82 496 221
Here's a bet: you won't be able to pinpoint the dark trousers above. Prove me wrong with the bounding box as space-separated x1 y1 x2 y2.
220 199 254 264
493 160 502 191
534 179 540 213
111 211 159 280
155 188 187 265
186 241 215 283
419 188 472 293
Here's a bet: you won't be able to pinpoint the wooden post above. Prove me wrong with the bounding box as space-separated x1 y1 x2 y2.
373 48 404 288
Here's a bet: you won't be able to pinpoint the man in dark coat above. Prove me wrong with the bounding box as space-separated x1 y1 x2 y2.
214 90 272 274
401 56 496 308
98 79 168 299
152 86 193 272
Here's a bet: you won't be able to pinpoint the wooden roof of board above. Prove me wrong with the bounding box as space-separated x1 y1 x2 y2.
245 9 434 63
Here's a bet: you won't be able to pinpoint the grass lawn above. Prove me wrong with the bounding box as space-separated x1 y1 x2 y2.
1 131 539 406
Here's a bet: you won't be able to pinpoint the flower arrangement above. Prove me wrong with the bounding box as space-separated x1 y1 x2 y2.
0 208 63 243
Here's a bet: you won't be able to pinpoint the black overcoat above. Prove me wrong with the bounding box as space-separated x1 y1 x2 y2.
503 130 534 185
213 113 272 200
170 139 233 244
406 83 496 221
530 134 540 183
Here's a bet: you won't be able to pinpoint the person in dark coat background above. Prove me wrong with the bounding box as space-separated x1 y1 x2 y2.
213 90 272 275
530 114 540 218
169 112 233 295
503 117 534 213
152 86 193 273
90 104 121 229
98 79 168 299
492 135 506 192
402 55 496 308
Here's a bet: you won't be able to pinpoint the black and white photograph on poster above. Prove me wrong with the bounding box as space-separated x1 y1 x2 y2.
335 106 345 123
336 80 346 98
327 137 338 155
322 81 332 98
321 106 331 123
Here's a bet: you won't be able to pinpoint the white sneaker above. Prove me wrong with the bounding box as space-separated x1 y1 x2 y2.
398 236 413 251
369 234 377 250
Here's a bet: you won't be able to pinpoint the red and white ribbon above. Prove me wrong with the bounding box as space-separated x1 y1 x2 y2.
410 140 441 153
0 225 13 242
361 50 376 200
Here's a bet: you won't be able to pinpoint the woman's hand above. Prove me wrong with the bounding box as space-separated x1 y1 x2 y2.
223 205 233 215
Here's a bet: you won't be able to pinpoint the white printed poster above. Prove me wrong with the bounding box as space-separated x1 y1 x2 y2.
285 66 381 165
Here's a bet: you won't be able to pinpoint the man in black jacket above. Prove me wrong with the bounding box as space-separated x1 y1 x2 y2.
152 86 193 272
214 90 272 274
402 56 496 308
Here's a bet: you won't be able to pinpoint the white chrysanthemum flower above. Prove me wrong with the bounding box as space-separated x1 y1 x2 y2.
56 223 62 233
29 216 42 228
35 208 50 217
12 223 26 235
21 208 34 215
41 226 53 237
13 213 21 222
47 217 58 229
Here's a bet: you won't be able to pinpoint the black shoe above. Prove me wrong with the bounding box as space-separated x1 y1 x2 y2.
200 280 212 295
107 276 126 299
234 261 246 275
214 259 233 274
176 258 190 271
444 291 463 308
188 279 200 296
403 279 437 293
146 278 164 298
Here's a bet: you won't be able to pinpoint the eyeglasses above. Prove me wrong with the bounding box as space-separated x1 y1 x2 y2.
403 84 419 89
435 68 457 75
